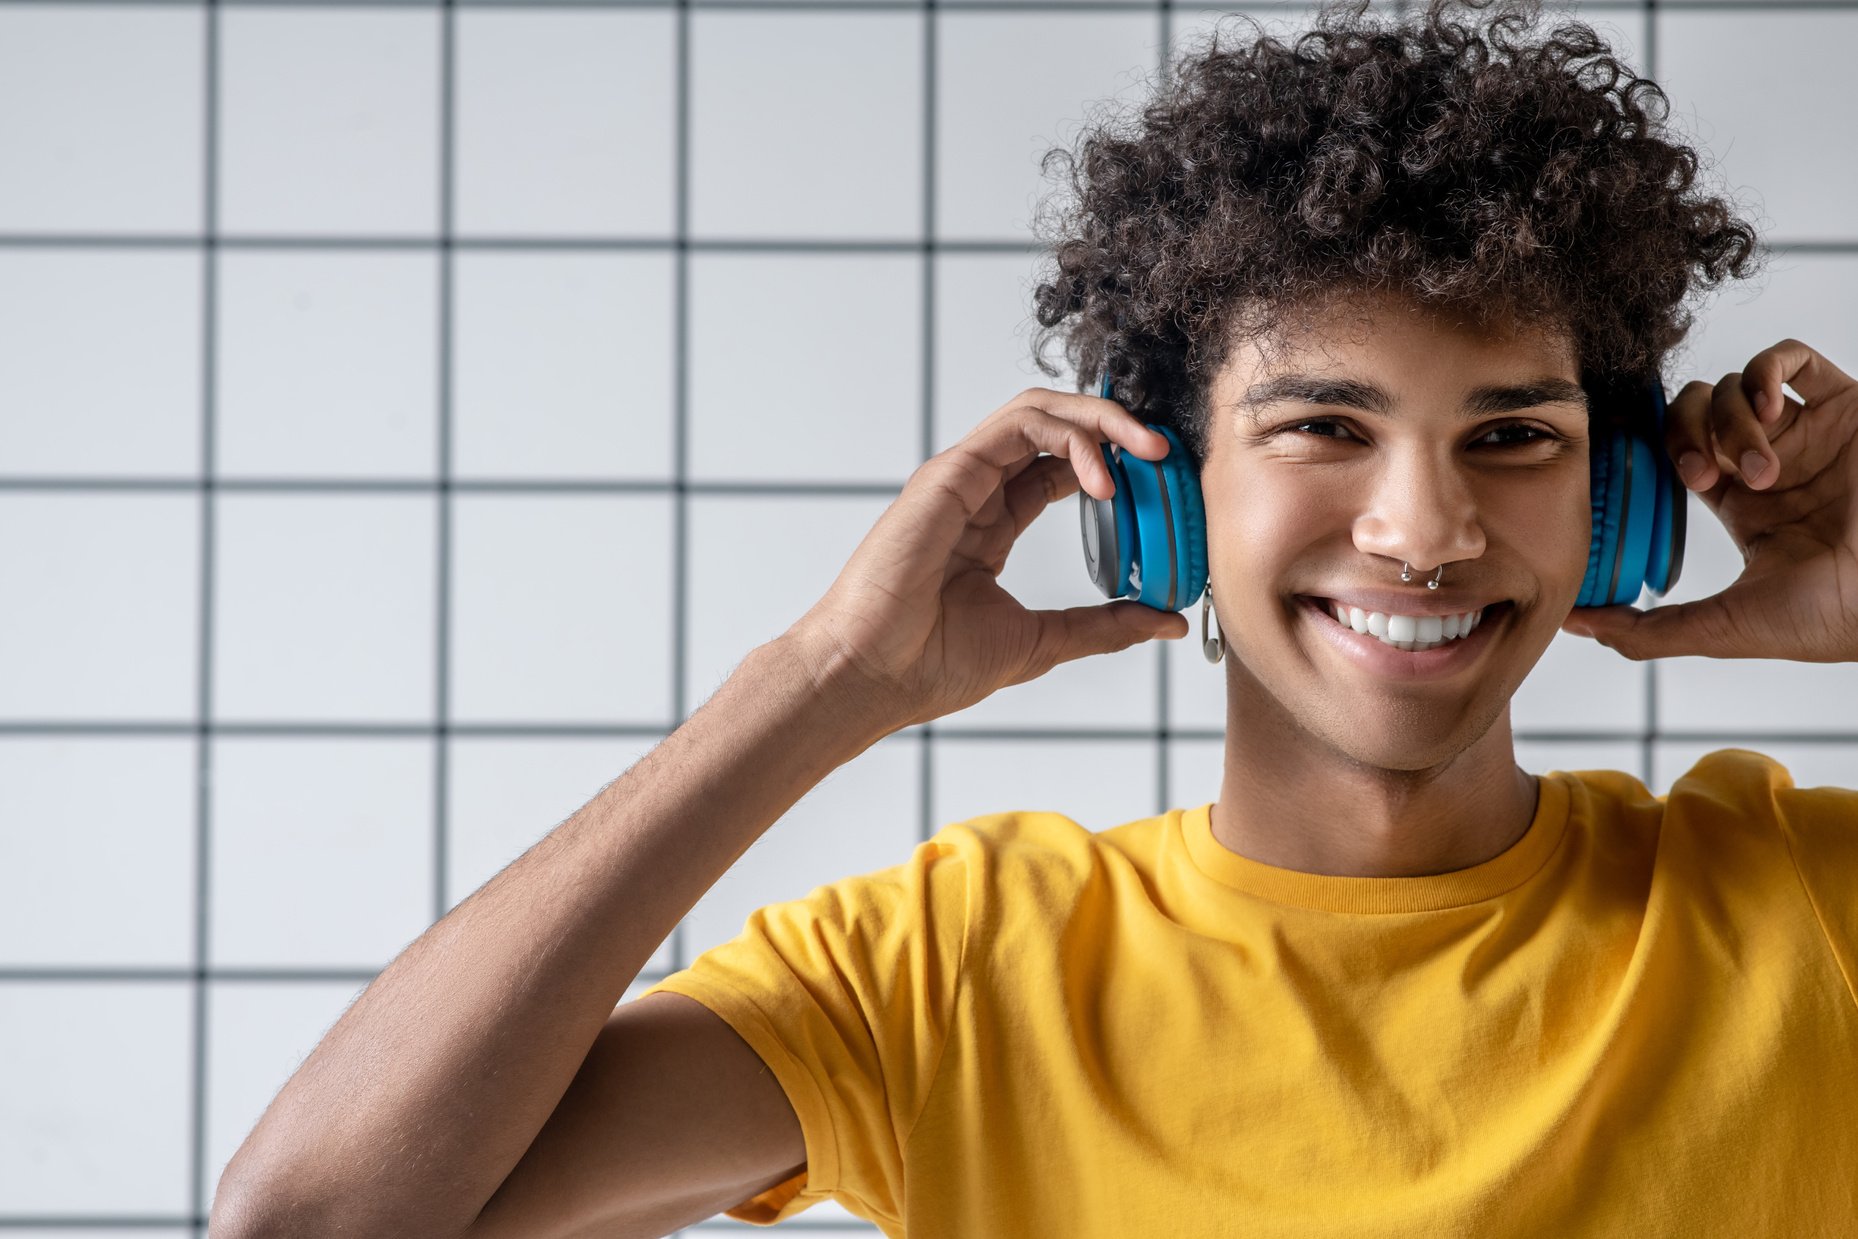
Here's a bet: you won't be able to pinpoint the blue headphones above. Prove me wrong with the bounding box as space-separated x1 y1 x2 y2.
1078 370 1685 612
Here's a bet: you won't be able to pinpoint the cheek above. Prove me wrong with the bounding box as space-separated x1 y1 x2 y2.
1204 476 1340 569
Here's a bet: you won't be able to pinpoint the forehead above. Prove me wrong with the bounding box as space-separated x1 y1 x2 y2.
1221 290 1580 382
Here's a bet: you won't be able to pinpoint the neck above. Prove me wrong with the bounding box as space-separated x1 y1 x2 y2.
1210 705 1540 879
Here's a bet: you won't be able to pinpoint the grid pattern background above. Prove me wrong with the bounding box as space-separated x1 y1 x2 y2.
1 0 1854 1234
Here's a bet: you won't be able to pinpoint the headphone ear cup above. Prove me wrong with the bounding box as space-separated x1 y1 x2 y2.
1581 376 1680 608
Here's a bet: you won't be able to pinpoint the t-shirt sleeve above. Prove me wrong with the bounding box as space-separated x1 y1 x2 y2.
638 832 972 1229
1772 770 1858 1018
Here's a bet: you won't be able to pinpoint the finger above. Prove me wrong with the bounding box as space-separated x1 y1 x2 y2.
971 404 1163 506
1707 371 1778 490
896 407 1139 578
1000 453 1083 547
1664 379 1721 492
993 385 1174 461
1562 592 1744 660
1010 601 1190 685
1742 338 1855 424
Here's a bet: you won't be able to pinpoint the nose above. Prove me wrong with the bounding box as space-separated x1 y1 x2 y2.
1351 447 1487 575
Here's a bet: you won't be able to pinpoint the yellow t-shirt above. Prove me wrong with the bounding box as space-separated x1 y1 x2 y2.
641 748 1858 1236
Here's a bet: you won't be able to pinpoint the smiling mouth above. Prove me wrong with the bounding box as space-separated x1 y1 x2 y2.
1296 596 1515 652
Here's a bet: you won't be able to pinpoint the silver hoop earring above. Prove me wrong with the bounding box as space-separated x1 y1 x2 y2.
1201 589 1226 664
1400 561 1444 590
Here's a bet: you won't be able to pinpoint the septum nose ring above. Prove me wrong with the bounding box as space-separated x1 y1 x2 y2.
1400 561 1444 590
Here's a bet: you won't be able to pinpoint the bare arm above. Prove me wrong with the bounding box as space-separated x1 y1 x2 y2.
210 632 896 1239
210 385 1184 1238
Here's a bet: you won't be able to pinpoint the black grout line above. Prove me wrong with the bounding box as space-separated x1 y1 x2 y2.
1154 1 1171 818
919 0 937 849
0 478 917 493
1 235 1849 254
189 1 221 1232
436 0 456 952
9 720 1855 744
0 0 1833 10
670 0 691 976
1644 0 1658 790
0 235 1053 251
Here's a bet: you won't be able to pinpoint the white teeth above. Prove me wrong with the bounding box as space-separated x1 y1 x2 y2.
1319 601 1489 651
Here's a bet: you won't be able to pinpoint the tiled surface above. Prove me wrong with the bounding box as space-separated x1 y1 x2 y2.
1655 10 1858 243
450 249 678 481
218 8 443 236
1 4 1845 1237
689 10 924 240
688 252 925 484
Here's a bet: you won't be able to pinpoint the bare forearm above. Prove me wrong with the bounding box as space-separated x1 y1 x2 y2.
213 633 893 1239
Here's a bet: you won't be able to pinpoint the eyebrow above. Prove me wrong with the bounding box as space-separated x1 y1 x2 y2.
1231 373 1589 426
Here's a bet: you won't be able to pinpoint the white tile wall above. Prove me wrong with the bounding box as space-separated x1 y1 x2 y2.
208 736 437 969
0 737 198 968
447 492 676 724
218 8 442 236
451 249 678 481
688 252 925 483
0 982 195 1213
0 5 204 234
453 8 678 238
216 250 440 478
936 10 1164 242
1 3 1847 1238
0 492 201 721
211 493 437 723
932 736 1160 831
1655 9 1858 243
0 249 203 477
689 11 924 240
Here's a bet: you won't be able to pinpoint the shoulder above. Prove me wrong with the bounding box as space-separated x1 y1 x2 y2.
1559 747 1857 830
1662 747 1858 823
925 807 1169 883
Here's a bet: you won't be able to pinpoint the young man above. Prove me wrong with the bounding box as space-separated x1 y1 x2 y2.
213 2 1858 1236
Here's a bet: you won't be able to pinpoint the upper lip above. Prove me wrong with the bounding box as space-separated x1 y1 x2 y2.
1300 591 1508 618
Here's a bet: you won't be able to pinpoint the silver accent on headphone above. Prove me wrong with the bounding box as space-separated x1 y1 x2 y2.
1400 561 1444 590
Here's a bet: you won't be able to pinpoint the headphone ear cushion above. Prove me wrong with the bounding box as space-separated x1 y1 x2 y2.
1612 433 1660 605
1643 384 1685 598
1580 428 1627 608
1152 426 1208 611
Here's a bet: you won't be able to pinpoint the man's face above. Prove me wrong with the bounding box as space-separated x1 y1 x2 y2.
1197 290 1593 771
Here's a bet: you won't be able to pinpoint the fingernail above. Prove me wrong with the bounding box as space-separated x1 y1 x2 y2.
1740 450 1769 484
1677 451 1705 488
1753 390 1769 419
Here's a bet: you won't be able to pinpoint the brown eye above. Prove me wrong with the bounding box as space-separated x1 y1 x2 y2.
1477 424 1556 447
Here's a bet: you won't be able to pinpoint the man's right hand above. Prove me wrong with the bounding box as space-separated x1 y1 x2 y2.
784 387 1193 734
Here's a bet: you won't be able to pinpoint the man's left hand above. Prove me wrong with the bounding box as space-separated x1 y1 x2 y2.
1561 338 1858 662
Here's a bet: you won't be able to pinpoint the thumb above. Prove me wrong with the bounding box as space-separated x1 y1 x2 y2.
1561 594 1741 660
1030 601 1189 672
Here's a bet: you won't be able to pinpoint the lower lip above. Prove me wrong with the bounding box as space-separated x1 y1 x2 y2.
1298 596 1510 680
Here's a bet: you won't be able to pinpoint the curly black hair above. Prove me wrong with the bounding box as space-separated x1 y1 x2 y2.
1030 0 1764 471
